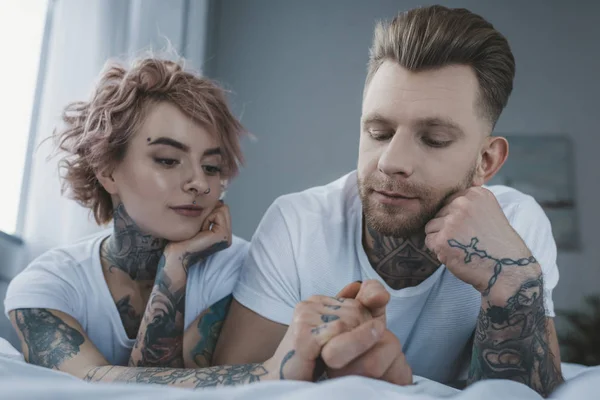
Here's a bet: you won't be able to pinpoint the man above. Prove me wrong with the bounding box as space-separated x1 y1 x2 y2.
213 5 564 397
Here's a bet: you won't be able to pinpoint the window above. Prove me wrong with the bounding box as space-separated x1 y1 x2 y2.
0 0 48 236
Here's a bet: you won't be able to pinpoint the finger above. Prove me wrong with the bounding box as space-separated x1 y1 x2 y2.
305 296 372 326
424 217 444 235
381 352 413 386
321 319 385 369
424 232 438 255
336 281 362 299
327 331 398 380
355 280 390 320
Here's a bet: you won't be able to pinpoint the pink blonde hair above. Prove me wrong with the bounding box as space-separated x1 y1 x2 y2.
55 57 245 224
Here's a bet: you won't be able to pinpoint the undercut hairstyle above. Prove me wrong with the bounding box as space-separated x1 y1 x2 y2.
55 57 245 224
366 5 515 126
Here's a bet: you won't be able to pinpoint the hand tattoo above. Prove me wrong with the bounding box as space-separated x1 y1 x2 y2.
321 315 339 323
279 350 296 379
448 237 537 295
14 309 84 369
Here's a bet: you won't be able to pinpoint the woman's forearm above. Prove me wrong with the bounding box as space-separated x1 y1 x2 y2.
83 362 272 388
128 254 187 368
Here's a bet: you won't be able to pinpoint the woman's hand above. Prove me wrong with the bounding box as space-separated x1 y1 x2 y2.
165 202 232 272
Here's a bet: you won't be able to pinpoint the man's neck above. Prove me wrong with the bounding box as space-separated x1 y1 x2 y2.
363 223 441 290
101 204 167 281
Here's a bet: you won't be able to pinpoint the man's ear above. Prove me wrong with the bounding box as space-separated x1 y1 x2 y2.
472 136 509 186
95 168 118 195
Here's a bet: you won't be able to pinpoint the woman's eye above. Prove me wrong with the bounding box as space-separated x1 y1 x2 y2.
203 165 222 176
154 158 179 167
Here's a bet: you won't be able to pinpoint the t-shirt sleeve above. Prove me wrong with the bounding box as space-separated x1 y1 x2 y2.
233 199 300 325
508 195 560 317
4 250 81 321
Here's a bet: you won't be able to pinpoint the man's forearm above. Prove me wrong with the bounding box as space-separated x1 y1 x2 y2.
469 273 563 397
129 255 186 368
83 363 270 388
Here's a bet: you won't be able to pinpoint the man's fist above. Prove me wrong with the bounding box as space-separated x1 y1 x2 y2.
424 187 540 296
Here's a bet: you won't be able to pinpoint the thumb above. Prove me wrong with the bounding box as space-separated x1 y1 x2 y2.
336 281 362 299
355 280 390 320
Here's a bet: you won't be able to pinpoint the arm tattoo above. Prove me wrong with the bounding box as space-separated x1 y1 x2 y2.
469 274 563 397
448 237 537 296
115 295 142 339
181 240 229 271
279 350 295 379
190 295 233 367
14 309 84 369
83 364 268 387
366 225 440 289
131 255 186 368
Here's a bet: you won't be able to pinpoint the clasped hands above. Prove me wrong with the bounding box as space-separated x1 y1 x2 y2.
265 280 413 385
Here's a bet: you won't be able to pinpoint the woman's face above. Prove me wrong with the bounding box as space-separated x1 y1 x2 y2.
104 102 224 242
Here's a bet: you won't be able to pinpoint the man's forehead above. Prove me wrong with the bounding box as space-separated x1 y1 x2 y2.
362 61 480 126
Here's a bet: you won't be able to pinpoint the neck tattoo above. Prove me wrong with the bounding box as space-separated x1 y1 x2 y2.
364 222 441 290
101 204 167 281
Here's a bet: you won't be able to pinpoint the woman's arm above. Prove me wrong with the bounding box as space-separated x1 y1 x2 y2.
127 253 187 368
183 294 233 368
129 203 231 368
10 308 272 387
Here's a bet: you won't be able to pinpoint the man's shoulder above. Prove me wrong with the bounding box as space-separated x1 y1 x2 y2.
272 171 360 218
486 184 537 209
485 184 545 223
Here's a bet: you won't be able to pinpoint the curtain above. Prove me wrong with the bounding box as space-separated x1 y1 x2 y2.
20 0 212 268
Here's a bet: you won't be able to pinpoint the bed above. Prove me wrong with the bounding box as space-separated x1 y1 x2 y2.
1 338 597 399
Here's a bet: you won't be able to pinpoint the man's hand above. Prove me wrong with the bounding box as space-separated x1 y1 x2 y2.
424 187 541 297
322 280 413 385
264 293 385 381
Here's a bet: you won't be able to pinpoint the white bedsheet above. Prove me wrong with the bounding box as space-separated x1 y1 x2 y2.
1 338 598 399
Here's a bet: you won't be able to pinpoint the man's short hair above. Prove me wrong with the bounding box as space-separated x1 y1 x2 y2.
366 5 515 127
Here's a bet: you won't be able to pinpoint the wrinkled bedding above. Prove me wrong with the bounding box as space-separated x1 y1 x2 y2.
1 338 597 399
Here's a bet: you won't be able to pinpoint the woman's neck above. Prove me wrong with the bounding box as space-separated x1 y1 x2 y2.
102 204 167 281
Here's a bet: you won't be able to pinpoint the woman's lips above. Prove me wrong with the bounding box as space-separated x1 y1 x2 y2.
170 206 204 217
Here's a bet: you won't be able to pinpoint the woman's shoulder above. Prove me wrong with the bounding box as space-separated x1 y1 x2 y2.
19 230 109 278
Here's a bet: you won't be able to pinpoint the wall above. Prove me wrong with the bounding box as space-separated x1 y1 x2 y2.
207 0 600 312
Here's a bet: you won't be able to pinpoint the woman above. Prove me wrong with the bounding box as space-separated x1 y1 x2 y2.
5 57 390 389
4 57 271 387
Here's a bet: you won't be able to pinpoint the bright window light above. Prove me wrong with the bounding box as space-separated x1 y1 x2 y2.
0 0 48 236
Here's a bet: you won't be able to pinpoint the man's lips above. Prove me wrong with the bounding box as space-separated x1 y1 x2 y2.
373 190 418 199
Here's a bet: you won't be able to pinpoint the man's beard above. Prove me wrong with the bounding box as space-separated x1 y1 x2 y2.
358 166 476 238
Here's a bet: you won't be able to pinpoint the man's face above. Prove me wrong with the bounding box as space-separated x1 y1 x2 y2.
358 62 489 237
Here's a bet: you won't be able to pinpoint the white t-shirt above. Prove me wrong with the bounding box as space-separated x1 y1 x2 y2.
234 171 559 384
4 231 249 366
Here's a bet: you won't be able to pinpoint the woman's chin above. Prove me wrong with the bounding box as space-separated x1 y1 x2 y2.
157 227 201 243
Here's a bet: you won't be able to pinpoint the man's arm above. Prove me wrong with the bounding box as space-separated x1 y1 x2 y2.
10 308 270 388
468 273 564 397
213 299 287 365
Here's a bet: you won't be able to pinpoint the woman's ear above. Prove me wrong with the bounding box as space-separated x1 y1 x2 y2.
472 136 509 186
95 168 118 195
